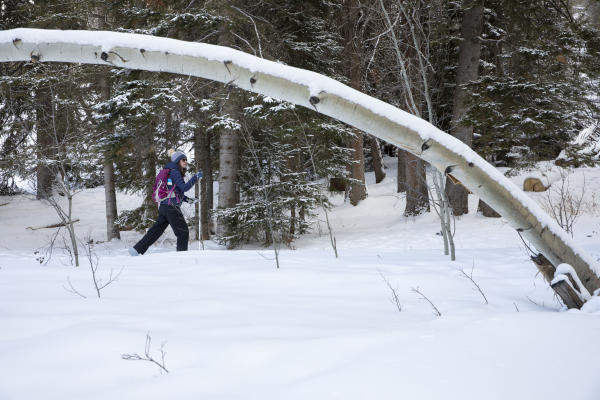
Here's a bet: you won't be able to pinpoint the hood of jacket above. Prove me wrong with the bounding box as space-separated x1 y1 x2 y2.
164 161 180 171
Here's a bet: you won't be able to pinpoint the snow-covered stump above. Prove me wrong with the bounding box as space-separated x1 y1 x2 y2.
551 264 591 309
531 255 588 309
2 28 600 307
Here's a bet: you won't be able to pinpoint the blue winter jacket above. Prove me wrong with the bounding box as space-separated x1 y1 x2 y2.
160 161 198 206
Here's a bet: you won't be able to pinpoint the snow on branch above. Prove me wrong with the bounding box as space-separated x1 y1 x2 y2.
1 28 599 299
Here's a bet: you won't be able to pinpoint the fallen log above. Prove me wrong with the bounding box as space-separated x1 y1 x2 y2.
26 219 80 230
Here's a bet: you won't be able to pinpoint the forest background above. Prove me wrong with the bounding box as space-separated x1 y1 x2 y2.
1 0 599 250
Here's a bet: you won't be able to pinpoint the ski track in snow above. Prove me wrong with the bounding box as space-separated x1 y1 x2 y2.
1 159 600 400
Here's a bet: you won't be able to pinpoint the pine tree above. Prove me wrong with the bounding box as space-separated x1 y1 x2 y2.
465 0 595 170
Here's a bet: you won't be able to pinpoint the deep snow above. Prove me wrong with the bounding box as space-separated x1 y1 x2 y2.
1 158 600 400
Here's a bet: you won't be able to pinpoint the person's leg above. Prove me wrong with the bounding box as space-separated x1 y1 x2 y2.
133 205 169 254
166 205 189 251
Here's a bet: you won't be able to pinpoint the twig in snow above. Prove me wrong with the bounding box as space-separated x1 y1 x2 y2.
411 287 442 317
379 271 402 312
121 333 169 374
526 296 544 308
63 276 87 299
81 237 123 298
458 264 488 304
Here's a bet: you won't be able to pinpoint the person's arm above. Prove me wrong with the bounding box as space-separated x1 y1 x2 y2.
170 168 197 193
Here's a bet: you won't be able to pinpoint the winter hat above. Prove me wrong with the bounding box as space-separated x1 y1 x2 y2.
168 148 187 163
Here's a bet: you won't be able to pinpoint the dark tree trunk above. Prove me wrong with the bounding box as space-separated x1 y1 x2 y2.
90 3 120 240
404 151 429 216
99 72 120 240
36 84 53 199
397 148 406 193
369 136 386 183
197 129 212 240
446 0 484 216
143 144 158 222
478 199 501 217
343 0 367 206
329 177 347 192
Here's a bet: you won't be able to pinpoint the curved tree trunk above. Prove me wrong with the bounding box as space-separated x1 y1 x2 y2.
1 29 599 304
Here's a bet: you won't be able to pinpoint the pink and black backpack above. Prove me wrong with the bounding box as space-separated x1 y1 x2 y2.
152 168 178 204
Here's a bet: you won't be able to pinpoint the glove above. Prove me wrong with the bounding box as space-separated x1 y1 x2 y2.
185 197 199 204
195 170 203 179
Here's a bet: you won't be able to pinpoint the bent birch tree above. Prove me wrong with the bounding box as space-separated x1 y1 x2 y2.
1 28 599 306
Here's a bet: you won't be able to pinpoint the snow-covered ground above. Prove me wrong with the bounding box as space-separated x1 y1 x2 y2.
1 158 600 400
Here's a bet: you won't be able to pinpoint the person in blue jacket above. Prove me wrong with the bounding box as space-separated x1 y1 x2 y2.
129 149 202 255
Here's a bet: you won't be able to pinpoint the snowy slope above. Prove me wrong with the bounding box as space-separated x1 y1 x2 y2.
1 159 600 400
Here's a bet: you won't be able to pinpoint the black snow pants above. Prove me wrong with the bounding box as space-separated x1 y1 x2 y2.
133 203 189 254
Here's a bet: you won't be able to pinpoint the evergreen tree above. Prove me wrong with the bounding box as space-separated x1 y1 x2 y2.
465 0 596 170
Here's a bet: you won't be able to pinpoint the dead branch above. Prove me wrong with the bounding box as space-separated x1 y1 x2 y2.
26 219 80 230
63 276 87 299
122 333 169 374
82 238 123 298
379 271 402 312
459 264 489 304
412 287 442 317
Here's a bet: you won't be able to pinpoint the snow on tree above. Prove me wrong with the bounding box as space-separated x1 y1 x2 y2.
1 28 600 308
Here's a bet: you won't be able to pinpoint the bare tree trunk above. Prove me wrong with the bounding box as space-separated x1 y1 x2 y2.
36 84 53 199
404 152 429 216
194 179 200 241
215 6 240 239
197 129 212 240
99 74 120 240
446 0 484 216
349 130 366 206
205 134 214 228
397 148 406 193
369 136 386 183
217 98 239 238
478 199 501 217
193 133 201 242
103 159 120 239
343 0 367 206
89 4 120 240
378 0 430 215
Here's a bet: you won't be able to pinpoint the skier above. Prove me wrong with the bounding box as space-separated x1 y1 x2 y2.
129 149 202 256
